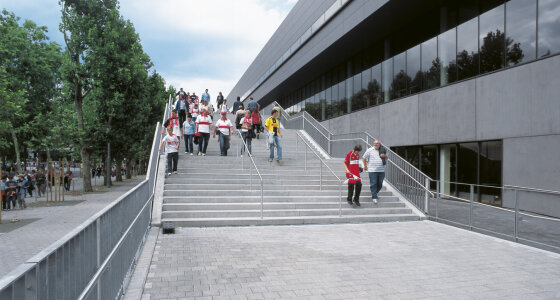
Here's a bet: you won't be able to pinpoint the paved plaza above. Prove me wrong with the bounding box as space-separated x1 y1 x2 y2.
0 177 144 277
137 221 560 300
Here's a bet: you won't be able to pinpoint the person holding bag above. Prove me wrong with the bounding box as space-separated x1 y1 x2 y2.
251 107 262 139
344 145 363 206
265 109 282 163
240 110 253 156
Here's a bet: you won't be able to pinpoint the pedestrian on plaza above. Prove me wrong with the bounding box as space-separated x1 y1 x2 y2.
214 112 233 156
216 92 224 109
220 99 228 114
362 140 387 204
176 87 187 98
175 94 189 127
190 92 198 103
190 103 200 121
36 169 46 197
344 145 363 206
158 126 180 177
265 109 282 163
235 104 245 130
64 172 72 191
182 114 196 155
195 108 212 156
162 109 181 137
24 170 33 197
4 175 17 210
251 107 262 139
201 89 210 104
1 175 7 210
232 96 243 114
247 97 259 113
240 110 253 156
16 175 27 209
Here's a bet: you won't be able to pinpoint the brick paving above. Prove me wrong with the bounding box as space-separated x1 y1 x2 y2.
0 177 144 277
139 221 560 300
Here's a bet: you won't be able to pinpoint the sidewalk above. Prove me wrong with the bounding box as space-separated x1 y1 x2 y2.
0 176 144 278
136 221 560 300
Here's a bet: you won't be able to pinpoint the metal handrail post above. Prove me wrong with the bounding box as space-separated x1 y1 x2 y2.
304 141 307 171
339 181 342 217
328 133 332 155
514 189 519 242
320 162 323 191
250 163 253 190
436 181 440 220
261 181 264 219
425 178 429 213
469 184 474 231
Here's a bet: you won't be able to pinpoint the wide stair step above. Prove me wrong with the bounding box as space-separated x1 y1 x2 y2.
159 127 422 227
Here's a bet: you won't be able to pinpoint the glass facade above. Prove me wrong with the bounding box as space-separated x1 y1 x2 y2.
280 0 559 121
392 140 503 205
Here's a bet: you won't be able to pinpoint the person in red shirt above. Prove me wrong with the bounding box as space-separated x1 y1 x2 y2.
344 145 363 206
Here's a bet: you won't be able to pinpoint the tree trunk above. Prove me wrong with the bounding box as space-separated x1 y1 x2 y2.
10 125 22 174
115 157 123 182
126 157 133 179
74 78 93 192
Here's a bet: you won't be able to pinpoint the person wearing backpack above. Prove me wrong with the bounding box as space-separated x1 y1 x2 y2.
235 104 245 130
251 108 262 139
240 110 253 156
17 174 28 209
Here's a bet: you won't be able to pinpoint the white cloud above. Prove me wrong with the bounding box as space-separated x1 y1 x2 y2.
119 0 294 96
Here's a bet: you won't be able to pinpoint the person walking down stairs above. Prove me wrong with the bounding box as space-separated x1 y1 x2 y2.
214 112 233 156
265 109 282 163
240 109 253 156
159 126 180 177
344 145 363 206
195 109 212 156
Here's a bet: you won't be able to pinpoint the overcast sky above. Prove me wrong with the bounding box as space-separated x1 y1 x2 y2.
1 0 296 103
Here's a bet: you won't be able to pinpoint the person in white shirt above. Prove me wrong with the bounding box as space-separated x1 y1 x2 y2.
362 140 387 204
162 109 181 137
195 108 212 156
158 126 180 176
239 110 253 156
214 112 233 156
190 103 200 121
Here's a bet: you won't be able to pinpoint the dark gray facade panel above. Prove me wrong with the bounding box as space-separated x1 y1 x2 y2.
228 0 389 102
502 134 560 217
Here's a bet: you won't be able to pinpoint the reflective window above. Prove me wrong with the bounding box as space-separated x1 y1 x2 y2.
479 141 503 203
407 45 421 94
538 0 560 57
506 0 536 66
352 72 366 111
438 27 457 86
440 144 457 196
391 52 408 100
480 4 505 74
457 17 479 80
457 143 479 199
360 67 371 108
407 146 420 169
421 145 438 190
370 64 382 106
382 58 392 103
421 36 439 90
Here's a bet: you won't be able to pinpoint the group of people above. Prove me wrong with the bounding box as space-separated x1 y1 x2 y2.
158 90 284 176
344 140 387 206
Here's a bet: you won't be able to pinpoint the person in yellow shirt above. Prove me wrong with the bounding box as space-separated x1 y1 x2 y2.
265 110 283 163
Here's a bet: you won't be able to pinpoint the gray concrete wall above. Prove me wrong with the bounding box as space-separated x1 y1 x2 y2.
502 134 560 217
321 54 560 147
319 55 560 216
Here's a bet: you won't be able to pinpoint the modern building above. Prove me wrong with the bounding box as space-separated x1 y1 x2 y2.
227 0 560 216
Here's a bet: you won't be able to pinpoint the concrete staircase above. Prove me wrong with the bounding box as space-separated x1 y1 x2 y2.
160 116 422 226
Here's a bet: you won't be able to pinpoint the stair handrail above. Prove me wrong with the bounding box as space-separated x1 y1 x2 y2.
235 129 265 219
270 101 434 212
295 131 345 216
